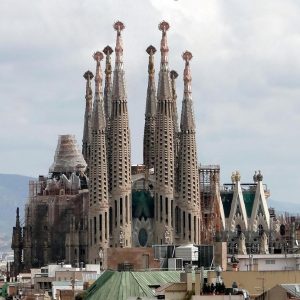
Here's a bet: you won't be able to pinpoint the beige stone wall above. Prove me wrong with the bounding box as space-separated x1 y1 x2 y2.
255 285 288 300
106 247 160 270
214 242 227 271
165 291 186 300
207 270 300 298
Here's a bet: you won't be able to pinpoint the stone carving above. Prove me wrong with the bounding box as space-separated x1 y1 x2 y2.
119 227 125 247
238 233 247 255
231 172 236 183
260 232 269 254
235 171 241 182
253 171 258 183
252 219 258 233
257 170 263 182
164 226 171 244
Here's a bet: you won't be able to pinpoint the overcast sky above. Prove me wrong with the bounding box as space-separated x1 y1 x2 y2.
1 0 299 206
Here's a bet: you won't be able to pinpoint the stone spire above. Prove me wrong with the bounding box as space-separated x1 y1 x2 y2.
180 51 195 132
170 70 180 191
103 46 114 192
103 46 113 124
88 51 110 263
12 207 22 275
143 45 157 170
170 70 179 133
228 171 248 232
250 171 270 232
92 51 105 131
178 51 200 244
154 21 175 244
82 70 94 171
110 21 132 247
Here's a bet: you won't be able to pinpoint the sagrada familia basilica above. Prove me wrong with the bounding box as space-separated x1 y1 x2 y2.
12 21 293 273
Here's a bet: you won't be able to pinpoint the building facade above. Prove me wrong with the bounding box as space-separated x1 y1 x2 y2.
12 21 290 272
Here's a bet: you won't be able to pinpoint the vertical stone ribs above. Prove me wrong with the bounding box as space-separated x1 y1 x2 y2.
103 46 113 192
154 21 175 244
178 51 200 244
88 51 109 262
110 21 132 247
143 45 157 170
82 70 94 173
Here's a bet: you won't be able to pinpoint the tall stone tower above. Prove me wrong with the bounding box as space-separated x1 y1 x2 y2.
88 51 110 264
170 70 180 192
103 46 113 128
178 51 201 244
82 70 94 173
154 21 175 244
110 21 132 247
11 208 22 276
143 45 157 170
103 46 113 193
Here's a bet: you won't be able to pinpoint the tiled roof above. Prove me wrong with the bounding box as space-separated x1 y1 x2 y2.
85 270 181 300
281 283 300 297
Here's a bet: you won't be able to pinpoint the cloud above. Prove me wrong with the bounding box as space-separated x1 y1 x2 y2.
0 0 299 206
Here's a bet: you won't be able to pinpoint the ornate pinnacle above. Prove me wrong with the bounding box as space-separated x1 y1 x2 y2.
114 21 125 64
103 45 113 56
159 21 170 64
170 70 179 133
83 70 94 81
170 70 178 80
103 46 113 77
114 20 125 32
146 45 157 55
103 46 113 121
93 51 104 63
182 51 193 93
158 20 170 32
83 70 94 102
146 45 156 78
93 51 104 95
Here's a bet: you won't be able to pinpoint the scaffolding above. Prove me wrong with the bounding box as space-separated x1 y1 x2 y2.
199 165 221 244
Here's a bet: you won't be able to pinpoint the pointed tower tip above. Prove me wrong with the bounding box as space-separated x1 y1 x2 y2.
83 70 94 80
146 45 157 55
158 21 170 32
183 51 193 85
114 21 125 32
159 21 170 64
182 51 193 63
93 51 104 62
170 70 178 79
103 45 113 55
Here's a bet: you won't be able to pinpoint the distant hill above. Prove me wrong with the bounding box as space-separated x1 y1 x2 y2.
268 199 300 216
0 174 33 251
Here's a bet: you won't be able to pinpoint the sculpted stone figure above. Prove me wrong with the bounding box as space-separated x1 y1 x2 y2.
238 232 247 255
119 227 125 247
260 232 269 254
164 226 171 245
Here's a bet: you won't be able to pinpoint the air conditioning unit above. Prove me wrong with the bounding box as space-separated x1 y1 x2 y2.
168 258 183 270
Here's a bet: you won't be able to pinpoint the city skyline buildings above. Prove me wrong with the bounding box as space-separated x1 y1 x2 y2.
1 0 300 209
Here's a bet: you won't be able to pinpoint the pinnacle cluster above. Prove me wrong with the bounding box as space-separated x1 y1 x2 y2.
83 21 201 262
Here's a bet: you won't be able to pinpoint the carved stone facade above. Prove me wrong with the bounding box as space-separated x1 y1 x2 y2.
12 21 286 273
